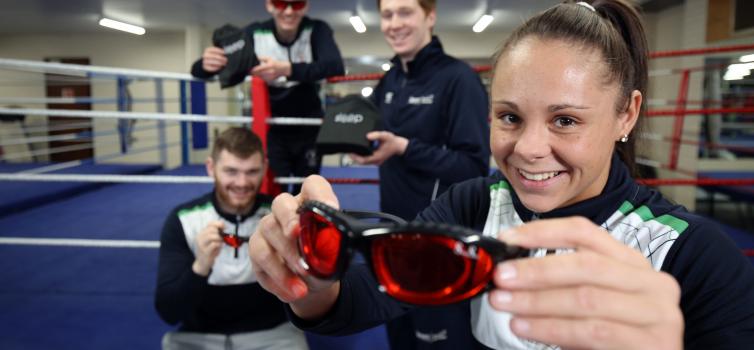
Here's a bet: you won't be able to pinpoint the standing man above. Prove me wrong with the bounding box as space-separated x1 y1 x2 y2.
155 127 308 349
349 0 490 348
192 0 345 194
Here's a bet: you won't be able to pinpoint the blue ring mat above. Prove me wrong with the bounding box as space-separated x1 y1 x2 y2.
1 164 751 349
0 164 386 350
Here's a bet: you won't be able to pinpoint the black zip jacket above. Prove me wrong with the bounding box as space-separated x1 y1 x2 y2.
192 17 344 132
370 36 490 220
154 191 288 334
289 154 754 349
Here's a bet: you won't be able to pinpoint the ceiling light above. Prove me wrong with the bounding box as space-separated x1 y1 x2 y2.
361 86 373 97
98 18 145 35
473 14 494 33
740 54 754 63
381 63 391 71
724 62 754 80
350 15 367 33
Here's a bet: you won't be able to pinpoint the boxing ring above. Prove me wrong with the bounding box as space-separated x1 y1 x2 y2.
0 165 382 350
1 43 754 350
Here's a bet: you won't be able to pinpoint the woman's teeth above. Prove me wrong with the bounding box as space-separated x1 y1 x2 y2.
519 170 560 181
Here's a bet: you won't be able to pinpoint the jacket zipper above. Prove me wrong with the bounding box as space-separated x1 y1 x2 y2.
233 214 241 258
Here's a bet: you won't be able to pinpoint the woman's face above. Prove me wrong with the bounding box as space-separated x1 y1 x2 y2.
489 37 640 213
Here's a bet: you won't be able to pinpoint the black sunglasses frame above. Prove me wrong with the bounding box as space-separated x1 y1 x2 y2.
298 201 529 303
220 227 249 258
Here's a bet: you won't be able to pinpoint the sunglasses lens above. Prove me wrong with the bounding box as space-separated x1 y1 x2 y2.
271 0 285 10
221 234 243 248
272 0 306 11
298 209 342 278
371 233 494 305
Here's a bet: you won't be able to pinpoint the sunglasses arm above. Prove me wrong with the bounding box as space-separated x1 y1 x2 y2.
343 210 407 224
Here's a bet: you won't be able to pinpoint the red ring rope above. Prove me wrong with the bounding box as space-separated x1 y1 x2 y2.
325 44 754 83
638 178 754 186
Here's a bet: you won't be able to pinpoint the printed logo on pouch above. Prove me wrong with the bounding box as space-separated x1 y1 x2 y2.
416 329 448 343
408 94 434 105
334 113 364 124
223 40 245 55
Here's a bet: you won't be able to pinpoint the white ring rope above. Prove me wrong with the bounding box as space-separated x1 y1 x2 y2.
0 58 197 82
0 107 250 124
0 58 710 86
0 108 322 126
266 117 322 126
0 237 159 248
274 177 307 185
0 173 214 184
0 96 244 105
0 173 310 185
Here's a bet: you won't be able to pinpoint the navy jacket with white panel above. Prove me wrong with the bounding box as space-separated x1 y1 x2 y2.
290 154 754 349
155 192 289 334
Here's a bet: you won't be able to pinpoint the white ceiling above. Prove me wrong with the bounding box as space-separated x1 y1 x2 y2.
0 0 563 35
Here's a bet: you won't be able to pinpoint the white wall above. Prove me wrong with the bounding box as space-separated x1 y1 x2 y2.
0 32 192 167
1 3 752 206
0 25 511 168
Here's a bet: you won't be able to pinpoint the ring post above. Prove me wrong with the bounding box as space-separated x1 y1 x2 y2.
251 76 281 196
179 81 189 166
190 81 208 149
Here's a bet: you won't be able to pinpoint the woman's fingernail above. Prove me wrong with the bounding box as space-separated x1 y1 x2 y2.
498 263 517 280
493 291 512 304
291 280 307 298
511 318 530 334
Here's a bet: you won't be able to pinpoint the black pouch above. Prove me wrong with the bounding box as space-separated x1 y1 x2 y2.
316 95 382 156
212 24 259 88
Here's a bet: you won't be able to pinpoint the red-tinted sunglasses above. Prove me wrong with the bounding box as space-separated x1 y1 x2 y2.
297 201 528 306
221 230 249 258
271 0 307 11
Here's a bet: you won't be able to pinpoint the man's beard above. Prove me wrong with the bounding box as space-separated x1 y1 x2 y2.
215 182 255 213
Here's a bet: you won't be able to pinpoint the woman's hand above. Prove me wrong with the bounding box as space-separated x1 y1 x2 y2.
249 175 341 320
491 217 683 349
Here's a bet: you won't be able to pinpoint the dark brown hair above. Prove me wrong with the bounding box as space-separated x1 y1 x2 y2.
211 127 264 161
376 0 436 14
492 0 648 174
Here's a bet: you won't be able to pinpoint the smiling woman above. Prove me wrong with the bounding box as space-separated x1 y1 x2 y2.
489 38 641 213
248 1 754 349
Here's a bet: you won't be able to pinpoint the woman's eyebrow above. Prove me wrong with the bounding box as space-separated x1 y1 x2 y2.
492 100 590 113
491 100 520 111
548 103 589 112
